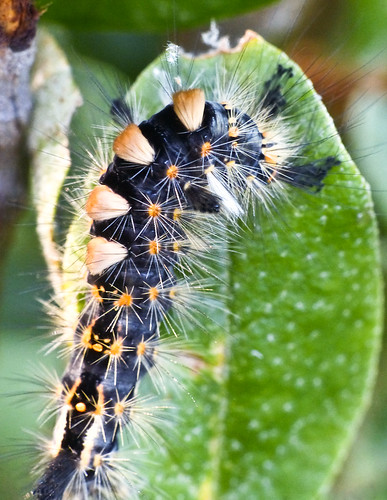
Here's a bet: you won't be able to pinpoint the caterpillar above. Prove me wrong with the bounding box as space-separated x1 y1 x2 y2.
2 22 383 500
32 30 347 499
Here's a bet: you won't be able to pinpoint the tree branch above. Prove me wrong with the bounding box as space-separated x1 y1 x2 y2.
0 0 39 264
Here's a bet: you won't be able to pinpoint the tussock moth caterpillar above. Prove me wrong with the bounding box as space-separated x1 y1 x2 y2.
0 8 384 500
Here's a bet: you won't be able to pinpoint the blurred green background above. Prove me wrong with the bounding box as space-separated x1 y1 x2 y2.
0 0 386 498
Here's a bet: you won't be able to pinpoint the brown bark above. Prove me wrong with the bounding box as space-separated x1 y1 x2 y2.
0 1 39 266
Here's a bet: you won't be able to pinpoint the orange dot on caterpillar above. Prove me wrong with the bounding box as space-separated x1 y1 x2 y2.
147 203 161 218
114 292 133 307
136 341 147 356
166 164 179 179
148 287 159 301
75 402 86 412
201 141 212 157
91 284 105 303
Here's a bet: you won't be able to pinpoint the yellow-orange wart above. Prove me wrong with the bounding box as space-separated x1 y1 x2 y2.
246 175 255 185
65 378 81 407
148 203 161 218
226 160 236 169
264 150 279 166
93 454 103 468
109 338 124 357
94 385 105 416
114 401 125 416
266 169 279 184
166 164 179 179
173 208 182 221
148 287 159 301
91 285 105 303
137 341 147 356
172 88 205 131
113 123 155 165
75 402 86 413
81 324 93 349
228 126 239 138
92 343 103 353
221 101 232 110
149 239 161 255
201 141 212 158
114 293 133 308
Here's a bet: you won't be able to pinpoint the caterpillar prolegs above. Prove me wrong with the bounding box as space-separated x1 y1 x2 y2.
27 30 382 499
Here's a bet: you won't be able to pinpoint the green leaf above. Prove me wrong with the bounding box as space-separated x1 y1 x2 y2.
42 0 276 32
